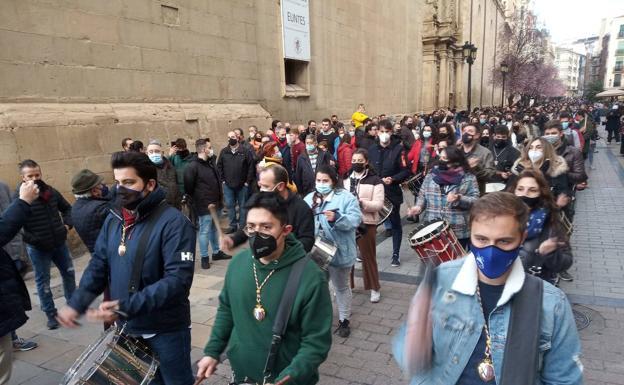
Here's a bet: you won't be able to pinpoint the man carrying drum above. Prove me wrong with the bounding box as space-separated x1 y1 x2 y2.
394 192 582 385
57 151 197 385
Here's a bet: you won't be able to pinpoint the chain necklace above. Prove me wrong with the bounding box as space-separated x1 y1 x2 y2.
118 224 129 256
252 262 276 321
475 284 496 382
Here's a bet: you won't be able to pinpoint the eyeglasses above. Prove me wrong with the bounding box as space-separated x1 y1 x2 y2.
243 224 275 238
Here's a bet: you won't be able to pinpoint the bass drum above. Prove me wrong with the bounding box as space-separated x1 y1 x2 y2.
61 325 158 385
377 198 394 225
408 219 465 266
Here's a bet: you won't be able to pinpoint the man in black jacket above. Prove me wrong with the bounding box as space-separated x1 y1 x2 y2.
368 120 410 267
71 169 112 253
185 139 230 270
18 160 76 330
489 125 520 184
222 164 315 253
217 131 255 234
0 181 39 384
295 135 333 196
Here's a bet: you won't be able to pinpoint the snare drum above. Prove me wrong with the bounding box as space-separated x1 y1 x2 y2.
408 219 465 266
61 325 158 385
485 182 506 193
377 198 394 225
403 173 425 195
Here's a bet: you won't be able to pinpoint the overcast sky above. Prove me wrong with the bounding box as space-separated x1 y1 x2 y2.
533 0 624 43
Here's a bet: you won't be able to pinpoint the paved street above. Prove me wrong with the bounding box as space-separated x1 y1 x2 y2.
8 134 624 385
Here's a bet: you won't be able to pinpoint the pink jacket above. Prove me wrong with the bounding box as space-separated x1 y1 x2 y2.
343 171 385 225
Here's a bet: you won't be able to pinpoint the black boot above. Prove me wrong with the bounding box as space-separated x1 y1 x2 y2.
335 319 351 338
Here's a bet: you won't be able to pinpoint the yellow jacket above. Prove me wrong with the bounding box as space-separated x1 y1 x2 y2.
351 111 368 128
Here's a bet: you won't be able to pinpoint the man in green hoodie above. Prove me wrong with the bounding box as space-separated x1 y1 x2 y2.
196 192 332 385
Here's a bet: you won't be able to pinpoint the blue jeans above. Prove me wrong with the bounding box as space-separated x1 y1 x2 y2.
198 214 219 258
388 202 402 257
26 244 76 316
143 328 194 385
223 184 248 229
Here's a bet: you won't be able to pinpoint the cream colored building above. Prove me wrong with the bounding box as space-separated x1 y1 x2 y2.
603 15 624 89
0 0 506 192
555 46 584 96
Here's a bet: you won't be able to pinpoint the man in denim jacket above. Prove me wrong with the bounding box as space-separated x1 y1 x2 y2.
394 192 582 385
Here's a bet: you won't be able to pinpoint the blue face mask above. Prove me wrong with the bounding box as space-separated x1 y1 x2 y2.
306 144 316 152
479 118 487 125
148 153 163 164
315 183 332 195
561 121 569 130
470 243 520 279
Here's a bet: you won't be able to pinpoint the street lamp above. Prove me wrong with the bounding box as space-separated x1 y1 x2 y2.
462 41 478 111
500 62 509 107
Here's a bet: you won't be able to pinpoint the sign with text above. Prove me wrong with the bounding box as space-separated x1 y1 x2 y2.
281 0 310 61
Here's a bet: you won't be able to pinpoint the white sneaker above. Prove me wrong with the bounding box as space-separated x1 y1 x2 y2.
370 290 381 303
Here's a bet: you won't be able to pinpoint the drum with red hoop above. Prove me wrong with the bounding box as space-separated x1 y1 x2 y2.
408 219 465 266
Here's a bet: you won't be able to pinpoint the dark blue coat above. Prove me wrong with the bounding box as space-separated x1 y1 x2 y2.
367 139 410 205
68 187 196 334
72 196 112 253
0 199 32 336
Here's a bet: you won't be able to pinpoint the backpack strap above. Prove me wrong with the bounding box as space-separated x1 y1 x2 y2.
128 203 169 294
262 256 309 383
500 274 544 385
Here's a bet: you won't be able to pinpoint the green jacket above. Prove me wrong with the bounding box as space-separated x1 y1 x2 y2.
204 235 333 384
169 152 194 194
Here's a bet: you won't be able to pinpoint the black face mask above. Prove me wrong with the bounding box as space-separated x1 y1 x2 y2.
352 163 366 173
520 195 540 208
461 133 473 144
437 160 449 171
438 132 448 139
228 138 239 147
116 185 145 210
279 137 287 143
406 123 415 130
249 233 278 259
494 139 507 148
34 179 48 191
480 137 490 147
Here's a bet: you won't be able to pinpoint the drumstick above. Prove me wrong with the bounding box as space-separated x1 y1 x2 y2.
208 204 224 240
192 377 204 385
275 375 292 385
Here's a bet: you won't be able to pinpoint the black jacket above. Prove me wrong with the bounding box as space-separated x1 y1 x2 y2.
0 199 32 336
317 131 338 154
72 196 112 253
356 135 376 151
230 191 315 252
20 183 72 251
295 151 332 196
155 158 181 209
217 146 255 189
367 140 410 204
490 142 520 183
184 156 222 216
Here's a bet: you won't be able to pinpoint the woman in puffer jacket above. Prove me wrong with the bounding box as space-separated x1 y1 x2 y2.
509 169 573 285
343 148 384 303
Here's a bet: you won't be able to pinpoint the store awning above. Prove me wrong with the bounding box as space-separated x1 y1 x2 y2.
595 89 624 97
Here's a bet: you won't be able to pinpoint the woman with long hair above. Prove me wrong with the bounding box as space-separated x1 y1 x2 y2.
304 165 362 338
508 170 573 284
337 132 354 179
343 149 383 303
407 146 480 248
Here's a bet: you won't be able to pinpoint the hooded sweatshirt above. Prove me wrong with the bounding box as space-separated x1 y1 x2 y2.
204 234 332 384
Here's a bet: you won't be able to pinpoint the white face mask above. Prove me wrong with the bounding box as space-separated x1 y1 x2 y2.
528 150 543 163
379 132 390 143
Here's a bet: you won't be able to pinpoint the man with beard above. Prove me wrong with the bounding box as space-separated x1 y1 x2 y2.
17 160 75 330
459 124 495 195
58 151 196 385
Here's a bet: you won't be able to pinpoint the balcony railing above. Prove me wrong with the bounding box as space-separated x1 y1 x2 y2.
615 65 624 72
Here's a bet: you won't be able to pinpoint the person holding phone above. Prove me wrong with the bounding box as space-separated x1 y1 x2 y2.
508 170 572 285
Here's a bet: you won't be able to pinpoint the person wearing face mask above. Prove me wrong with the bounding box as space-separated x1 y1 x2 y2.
558 112 582 150
197 193 332 385
543 120 587 191
399 116 417 150
605 104 621 144
274 127 293 177
304 166 362 338
184 139 229 269
58 151 197 385
218 131 256 234
251 131 265 157
435 123 455 144
480 128 490 148
16 159 75 330
146 140 181 209
168 138 194 195
368 120 411 266
488 125 520 184
394 192 582 385
295 135 332 195
408 146 480 248
510 137 571 210
509 170 573 285
337 132 354 178
343 149 383 303
459 124 496 195
223 165 314 254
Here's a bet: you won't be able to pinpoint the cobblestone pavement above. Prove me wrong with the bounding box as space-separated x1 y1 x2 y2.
8 135 624 385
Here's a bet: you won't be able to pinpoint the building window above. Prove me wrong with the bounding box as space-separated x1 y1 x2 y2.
617 41 624 56
615 74 622 87
619 24 624 39
283 59 310 97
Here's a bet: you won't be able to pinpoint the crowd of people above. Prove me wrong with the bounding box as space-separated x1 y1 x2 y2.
1 99 621 385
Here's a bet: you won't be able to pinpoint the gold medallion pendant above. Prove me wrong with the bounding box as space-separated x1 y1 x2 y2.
253 304 266 321
477 358 495 382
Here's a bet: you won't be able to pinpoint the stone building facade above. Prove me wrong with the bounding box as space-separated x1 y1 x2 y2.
0 0 506 193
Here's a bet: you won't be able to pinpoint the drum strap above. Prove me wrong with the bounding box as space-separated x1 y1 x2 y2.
262 256 308 383
128 203 169 294
499 274 543 385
